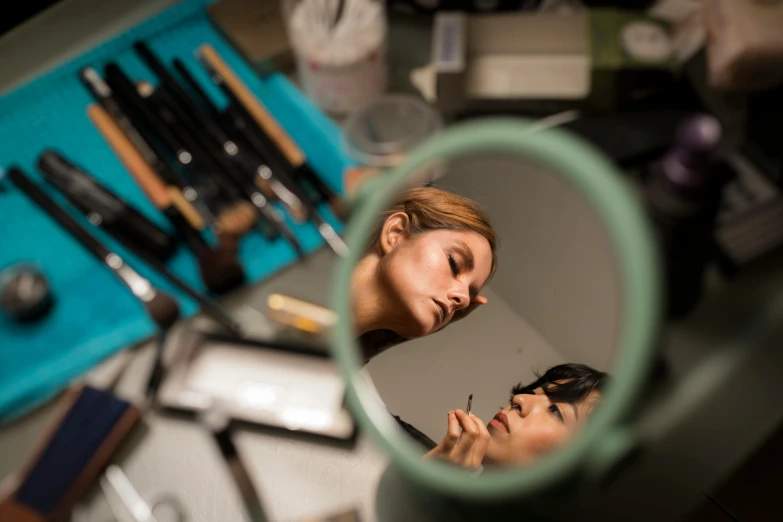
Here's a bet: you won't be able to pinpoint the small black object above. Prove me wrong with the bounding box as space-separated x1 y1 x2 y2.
644 114 728 319
38 150 177 262
0 264 55 322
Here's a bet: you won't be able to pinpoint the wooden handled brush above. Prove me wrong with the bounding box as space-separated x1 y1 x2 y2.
199 44 348 221
88 104 246 295
87 104 204 230
200 45 305 166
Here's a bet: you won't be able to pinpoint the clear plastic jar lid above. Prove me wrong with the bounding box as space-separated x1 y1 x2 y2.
343 95 442 168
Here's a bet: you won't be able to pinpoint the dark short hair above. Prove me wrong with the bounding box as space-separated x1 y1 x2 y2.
510 363 611 407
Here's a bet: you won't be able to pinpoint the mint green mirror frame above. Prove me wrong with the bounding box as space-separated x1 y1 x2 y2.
331 118 662 501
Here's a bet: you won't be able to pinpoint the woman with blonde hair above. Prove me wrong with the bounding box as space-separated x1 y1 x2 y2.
352 185 499 363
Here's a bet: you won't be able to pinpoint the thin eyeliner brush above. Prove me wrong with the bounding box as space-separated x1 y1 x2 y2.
457 393 473 444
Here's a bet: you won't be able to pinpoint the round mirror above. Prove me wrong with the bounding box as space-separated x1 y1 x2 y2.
331 118 661 503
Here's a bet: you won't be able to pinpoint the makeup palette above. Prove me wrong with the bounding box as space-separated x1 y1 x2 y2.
157 330 355 441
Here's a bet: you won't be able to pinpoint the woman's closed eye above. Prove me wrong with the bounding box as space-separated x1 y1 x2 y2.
448 254 461 276
549 404 564 423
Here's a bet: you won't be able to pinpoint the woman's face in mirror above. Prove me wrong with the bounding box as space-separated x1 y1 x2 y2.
375 214 494 338
484 385 601 466
423 365 608 469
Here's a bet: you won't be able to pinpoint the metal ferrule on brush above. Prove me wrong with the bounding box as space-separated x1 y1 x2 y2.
314 218 349 258
80 68 162 169
106 253 158 303
262 169 306 219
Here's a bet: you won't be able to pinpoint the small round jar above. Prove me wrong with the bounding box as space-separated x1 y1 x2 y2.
0 263 55 323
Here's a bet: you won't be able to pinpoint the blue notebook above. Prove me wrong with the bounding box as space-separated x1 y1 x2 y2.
0 0 353 422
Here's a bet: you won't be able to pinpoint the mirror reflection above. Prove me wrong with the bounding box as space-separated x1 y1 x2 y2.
348 153 622 470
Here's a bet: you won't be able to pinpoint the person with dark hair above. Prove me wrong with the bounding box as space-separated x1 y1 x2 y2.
412 363 611 469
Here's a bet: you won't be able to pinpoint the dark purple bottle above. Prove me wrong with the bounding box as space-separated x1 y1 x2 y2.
645 114 726 319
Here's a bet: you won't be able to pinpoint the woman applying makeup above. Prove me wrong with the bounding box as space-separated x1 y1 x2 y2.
353 186 499 363
422 363 610 469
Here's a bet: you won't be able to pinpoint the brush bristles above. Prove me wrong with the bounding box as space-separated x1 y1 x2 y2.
218 202 257 237
145 292 181 328
330 197 350 221
197 243 246 295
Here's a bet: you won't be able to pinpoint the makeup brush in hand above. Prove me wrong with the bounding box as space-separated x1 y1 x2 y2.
6 168 180 329
87 103 246 295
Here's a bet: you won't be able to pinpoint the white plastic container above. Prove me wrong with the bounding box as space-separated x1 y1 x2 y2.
283 0 389 115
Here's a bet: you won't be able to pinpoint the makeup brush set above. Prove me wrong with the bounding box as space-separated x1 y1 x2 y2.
1 32 359 450
0 4 366 519
1 41 352 336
